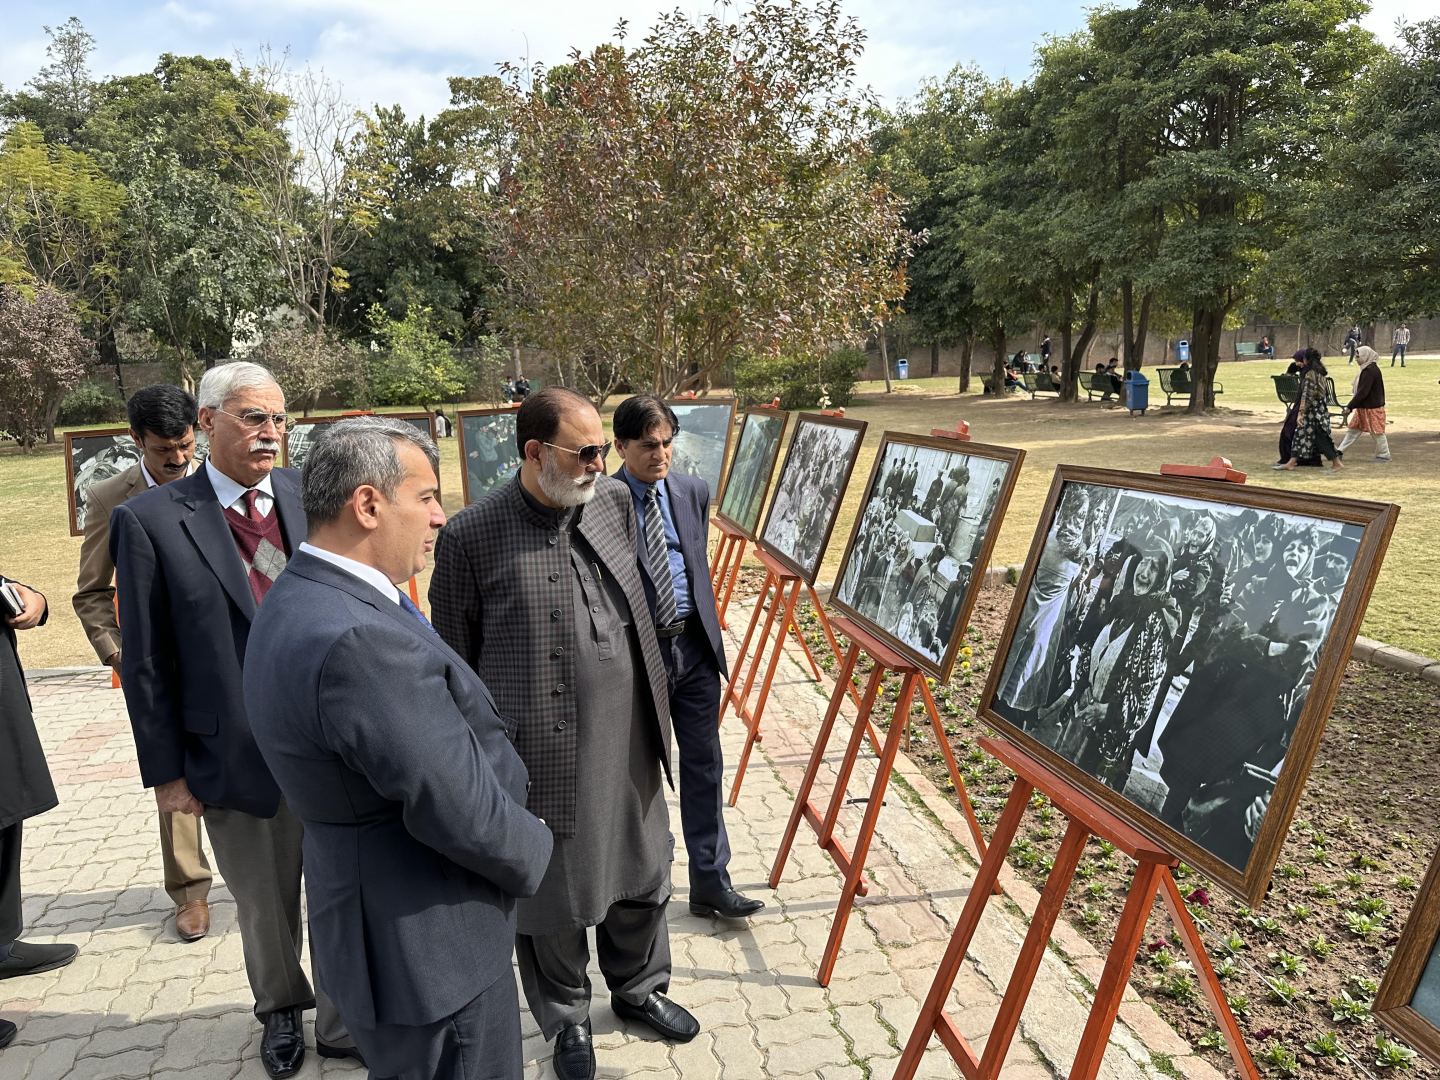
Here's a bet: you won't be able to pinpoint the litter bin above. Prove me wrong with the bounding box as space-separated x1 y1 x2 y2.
1176 339 1191 363
896 357 909 380
1124 370 1150 416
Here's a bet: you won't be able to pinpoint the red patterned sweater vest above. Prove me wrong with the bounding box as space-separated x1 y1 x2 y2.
223 492 289 604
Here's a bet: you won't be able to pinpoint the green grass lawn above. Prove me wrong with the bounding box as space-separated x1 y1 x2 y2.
5 353 1437 668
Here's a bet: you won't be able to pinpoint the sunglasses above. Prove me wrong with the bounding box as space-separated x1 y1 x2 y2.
544 440 611 464
216 408 288 430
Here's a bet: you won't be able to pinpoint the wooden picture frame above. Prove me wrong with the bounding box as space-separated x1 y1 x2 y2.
1378 843 1440 1065
663 397 737 504
64 427 140 536
715 407 790 541
756 412 868 585
830 434 1025 681
456 405 522 506
979 465 1398 906
283 412 440 498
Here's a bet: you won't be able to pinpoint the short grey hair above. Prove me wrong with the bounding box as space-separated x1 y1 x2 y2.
302 416 440 525
196 361 282 411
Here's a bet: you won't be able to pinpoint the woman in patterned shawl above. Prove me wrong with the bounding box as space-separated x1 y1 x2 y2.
1276 349 1343 471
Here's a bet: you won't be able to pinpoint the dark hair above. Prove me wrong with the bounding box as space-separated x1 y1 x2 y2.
303 417 439 526
1304 347 1326 375
127 384 197 441
515 386 594 454
613 394 679 442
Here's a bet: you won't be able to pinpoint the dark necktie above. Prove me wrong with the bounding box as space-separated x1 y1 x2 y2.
399 593 437 634
243 489 263 521
645 487 678 626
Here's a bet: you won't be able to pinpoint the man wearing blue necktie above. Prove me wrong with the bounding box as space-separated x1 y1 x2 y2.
613 395 765 923
245 417 552 1079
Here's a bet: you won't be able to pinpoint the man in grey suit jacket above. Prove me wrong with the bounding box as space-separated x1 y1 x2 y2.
246 418 552 1079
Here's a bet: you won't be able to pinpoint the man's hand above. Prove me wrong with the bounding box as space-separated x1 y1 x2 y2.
7 583 46 631
154 778 204 817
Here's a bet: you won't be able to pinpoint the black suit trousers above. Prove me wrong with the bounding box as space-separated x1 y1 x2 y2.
661 620 731 893
0 822 21 945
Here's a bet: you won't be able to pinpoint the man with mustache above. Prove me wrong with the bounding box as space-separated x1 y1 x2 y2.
430 386 694 1080
72 384 215 945
111 362 359 1077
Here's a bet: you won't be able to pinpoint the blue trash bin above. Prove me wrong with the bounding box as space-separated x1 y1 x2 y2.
1176 339 1191 363
1124 370 1150 415
896 358 909 380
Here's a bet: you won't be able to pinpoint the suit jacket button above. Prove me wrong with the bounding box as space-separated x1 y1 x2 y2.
554 720 567 731
548 533 558 546
553 647 564 657
549 572 559 582
554 683 565 693
551 609 561 619
591 605 600 613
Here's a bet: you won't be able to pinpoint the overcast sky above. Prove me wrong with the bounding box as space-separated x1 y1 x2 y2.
0 0 1427 124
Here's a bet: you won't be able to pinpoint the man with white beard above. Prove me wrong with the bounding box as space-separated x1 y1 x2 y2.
429 386 694 1080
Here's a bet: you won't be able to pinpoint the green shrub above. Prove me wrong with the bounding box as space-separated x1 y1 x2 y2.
732 346 866 410
57 380 127 425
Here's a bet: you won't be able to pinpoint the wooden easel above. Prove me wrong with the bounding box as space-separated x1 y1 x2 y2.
709 518 749 631
892 736 1257 1079
722 548 860 804
768 615 990 986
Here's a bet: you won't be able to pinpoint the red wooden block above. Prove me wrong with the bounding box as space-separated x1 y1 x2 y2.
1160 456 1247 484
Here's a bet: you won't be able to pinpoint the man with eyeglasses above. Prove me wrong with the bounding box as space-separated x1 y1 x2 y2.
431 386 696 1080
111 361 361 1077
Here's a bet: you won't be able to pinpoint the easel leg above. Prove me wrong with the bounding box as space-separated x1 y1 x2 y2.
789 611 826 681
816 671 921 987
817 665 889 849
919 681 987 860
769 641 864 888
728 578 802 806
808 586 865 710
892 780 1032 1080
722 570 776 721
717 539 746 628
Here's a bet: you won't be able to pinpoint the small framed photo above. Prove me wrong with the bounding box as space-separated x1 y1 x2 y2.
1377 844 1440 1065
757 413 867 585
831 434 1024 680
662 398 736 504
981 466 1397 905
284 412 440 496
65 427 141 536
715 407 789 540
457 406 523 505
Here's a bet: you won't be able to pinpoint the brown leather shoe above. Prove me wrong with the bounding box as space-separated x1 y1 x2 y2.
175 900 210 942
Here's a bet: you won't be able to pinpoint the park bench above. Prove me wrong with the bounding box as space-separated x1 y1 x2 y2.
1081 371 1119 403
1235 341 1269 360
1156 367 1223 407
1271 373 1343 426
1020 371 1062 399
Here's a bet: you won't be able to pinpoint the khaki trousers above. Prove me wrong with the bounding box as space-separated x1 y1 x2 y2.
158 809 212 906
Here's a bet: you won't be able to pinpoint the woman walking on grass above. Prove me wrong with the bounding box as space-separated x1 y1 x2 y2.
1275 348 1343 471
1338 346 1391 462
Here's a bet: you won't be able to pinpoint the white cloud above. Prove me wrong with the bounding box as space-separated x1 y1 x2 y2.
162 1 218 30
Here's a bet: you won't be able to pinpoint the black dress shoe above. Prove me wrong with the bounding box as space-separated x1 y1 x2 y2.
552 1020 595 1080
0 940 79 980
689 886 766 920
0 1017 16 1049
611 991 699 1043
317 1040 366 1065
259 1006 305 1079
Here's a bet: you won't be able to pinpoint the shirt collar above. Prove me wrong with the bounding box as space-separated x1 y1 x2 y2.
205 458 275 510
298 543 401 604
620 468 666 501
140 457 199 489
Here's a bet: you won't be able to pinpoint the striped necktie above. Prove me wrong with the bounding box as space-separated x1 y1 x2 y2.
399 593 437 634
645 487 678 627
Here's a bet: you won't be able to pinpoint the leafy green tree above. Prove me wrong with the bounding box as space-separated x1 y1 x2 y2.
364 304 469 407
0 17 98 147
244 323 359 416
0 285 93 447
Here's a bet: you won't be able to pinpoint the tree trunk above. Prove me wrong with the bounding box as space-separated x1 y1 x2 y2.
958 334 974 394
1187 306 1225 413
1059 286 1074 400
990 323 1008 397
929 341 940 378
1134 292 1152 368
1061 279 1101 403
1122 282 1153 371
877 326 894 393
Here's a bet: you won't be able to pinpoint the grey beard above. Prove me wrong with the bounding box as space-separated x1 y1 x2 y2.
539 452 597 507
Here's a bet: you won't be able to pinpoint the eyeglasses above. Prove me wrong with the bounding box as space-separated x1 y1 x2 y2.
544 440 611 464
215 408 288 430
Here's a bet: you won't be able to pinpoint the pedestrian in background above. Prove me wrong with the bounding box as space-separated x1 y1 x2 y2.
1339 346 1391 462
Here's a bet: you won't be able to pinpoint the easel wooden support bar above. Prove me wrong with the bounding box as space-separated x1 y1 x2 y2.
721 550 862 806
892 736 1258 1080
709 521 748 630
767 615 990 986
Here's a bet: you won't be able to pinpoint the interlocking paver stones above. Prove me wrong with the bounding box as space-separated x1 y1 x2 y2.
8 606 1211 1079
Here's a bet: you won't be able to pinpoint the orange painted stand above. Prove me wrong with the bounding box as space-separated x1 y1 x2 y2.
768 615 989 986
709 518 749 631
892 736 1258 1080
722 549 860 806
406 576 421 606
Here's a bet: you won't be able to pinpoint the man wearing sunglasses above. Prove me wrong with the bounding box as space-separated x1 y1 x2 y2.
431 386 696 1080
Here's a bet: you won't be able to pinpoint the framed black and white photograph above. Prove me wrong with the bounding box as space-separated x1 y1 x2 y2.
64 427 141 536
664 397 736 502
285 412 438 485
757 413 867 585
983 466 1397 904
457 406 522 505
832 434 1024 680
1377 843 1440 1065
715 407 789 540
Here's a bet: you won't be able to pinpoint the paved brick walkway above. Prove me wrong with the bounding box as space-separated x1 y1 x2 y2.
1 601 1224 1079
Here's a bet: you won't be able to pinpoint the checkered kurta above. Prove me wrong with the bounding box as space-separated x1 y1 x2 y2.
429 474 673 838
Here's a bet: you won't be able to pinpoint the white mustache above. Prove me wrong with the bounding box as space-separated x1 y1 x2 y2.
250 439 281 453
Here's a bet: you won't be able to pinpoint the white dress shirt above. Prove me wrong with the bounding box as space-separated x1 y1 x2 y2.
298 542 401 605
206 459 275 518
140 458 199 488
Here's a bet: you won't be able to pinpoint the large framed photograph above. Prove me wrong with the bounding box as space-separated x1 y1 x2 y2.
831 434 1024 680
284 412 439 491
65 427 140 536
1377 844 1440 1065
457 406 523 505
757 413 867 585
982 466 1397 904
715 407 789 540
664 397 736 503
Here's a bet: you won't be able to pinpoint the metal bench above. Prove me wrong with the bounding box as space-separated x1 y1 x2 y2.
1235 341 1265 360
1156 367 1223 406
1020 371 1062 399
1271 373 1342 426
1081 371 1120 403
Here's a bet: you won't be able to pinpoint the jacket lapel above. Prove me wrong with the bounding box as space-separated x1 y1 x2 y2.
614 467 658 592
271 469 307 553
177 470 258 621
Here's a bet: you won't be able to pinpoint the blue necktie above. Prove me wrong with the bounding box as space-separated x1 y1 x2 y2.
399 593 437 634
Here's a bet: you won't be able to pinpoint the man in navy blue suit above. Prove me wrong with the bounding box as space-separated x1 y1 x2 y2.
613 395 765 921
245 417 552 1079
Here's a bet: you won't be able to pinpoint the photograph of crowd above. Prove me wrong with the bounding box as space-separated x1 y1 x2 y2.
458 407 523 505
66 428 140 535
716 408 789 539
758 414 866 584
665 399 735 501
285 413 435 472
989 474 1376 888
833 436 1020 678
